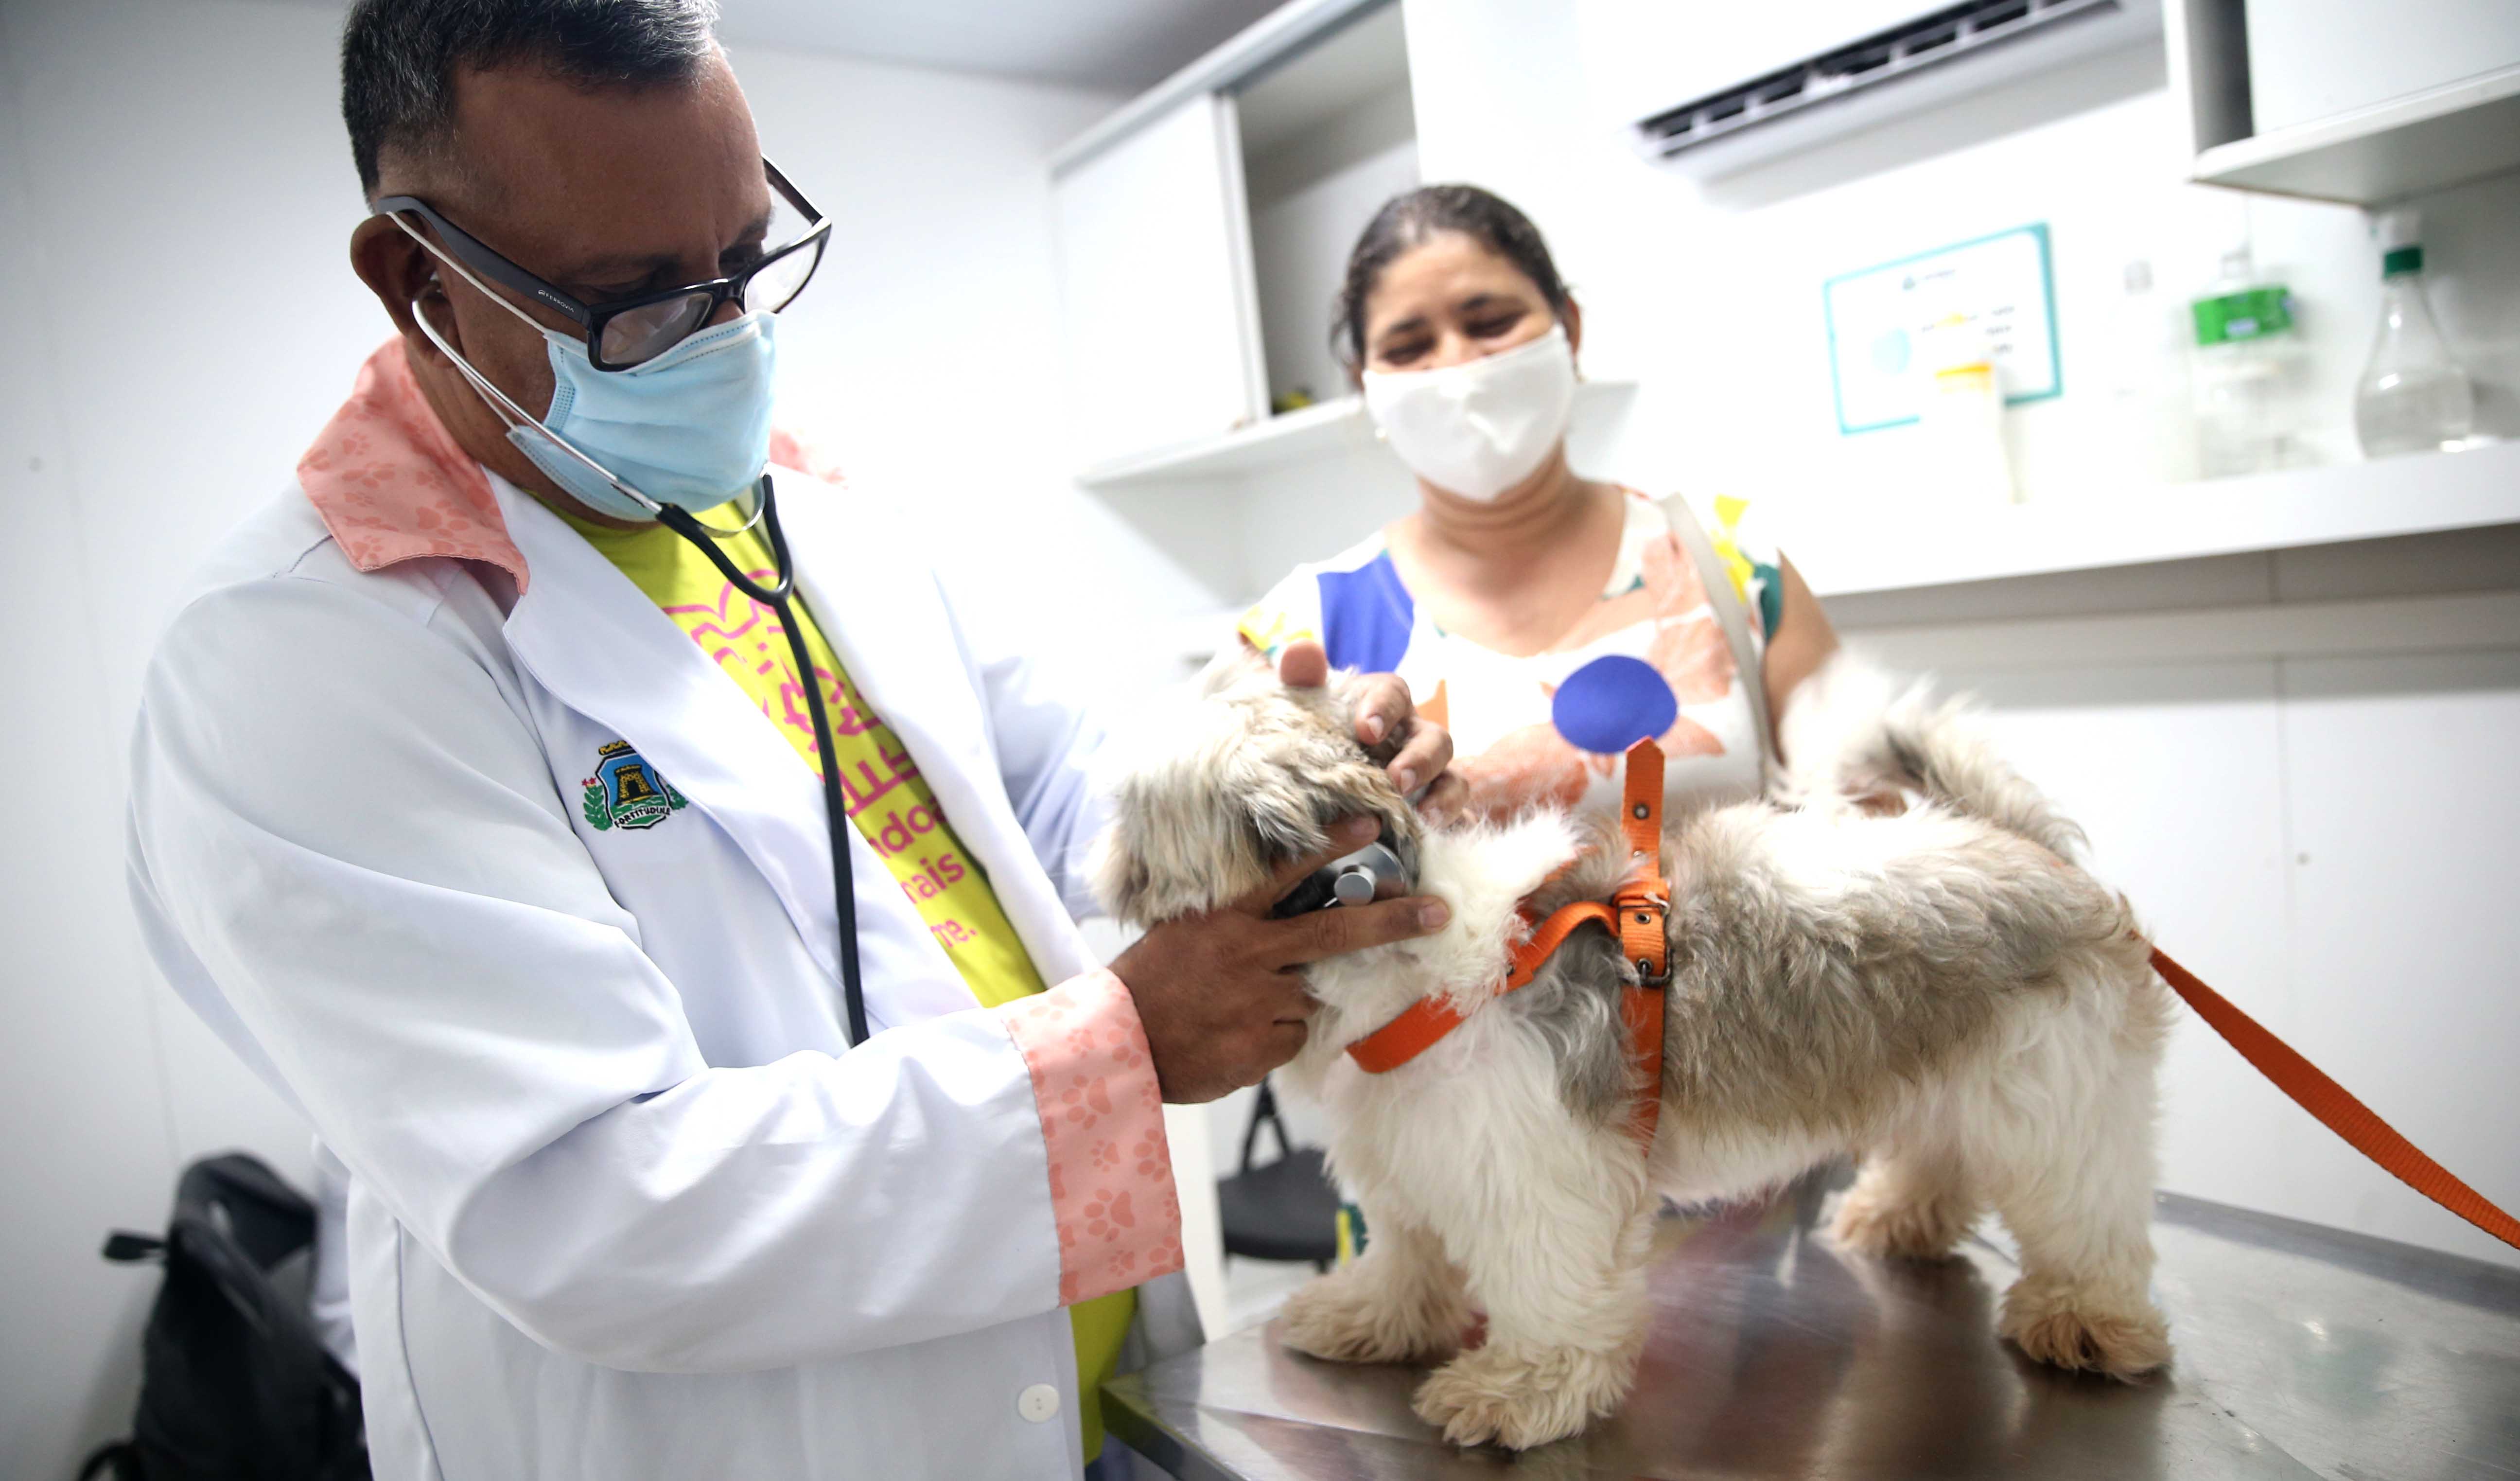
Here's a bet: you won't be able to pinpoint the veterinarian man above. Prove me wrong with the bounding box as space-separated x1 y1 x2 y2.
122 3 1451 1477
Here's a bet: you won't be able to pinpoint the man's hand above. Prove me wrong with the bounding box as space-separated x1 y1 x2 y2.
1275 640 1452 797
1110 816 1452 1104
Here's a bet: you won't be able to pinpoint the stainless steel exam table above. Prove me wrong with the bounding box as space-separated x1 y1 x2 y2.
1106 1173 2520 1480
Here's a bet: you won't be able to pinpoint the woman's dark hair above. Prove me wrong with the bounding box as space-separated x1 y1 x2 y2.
1332 184 1571 369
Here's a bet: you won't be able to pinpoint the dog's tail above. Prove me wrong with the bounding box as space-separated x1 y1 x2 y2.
1779 654 2087 862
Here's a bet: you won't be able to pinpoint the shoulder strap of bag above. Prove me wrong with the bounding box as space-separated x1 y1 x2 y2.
1658 493 1777 781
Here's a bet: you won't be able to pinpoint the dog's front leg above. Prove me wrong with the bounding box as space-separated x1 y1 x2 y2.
1281 1202 1471 1364
1412 1144 1658 1449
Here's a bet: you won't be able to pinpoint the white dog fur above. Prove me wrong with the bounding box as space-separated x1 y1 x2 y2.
1090 652 2175 1449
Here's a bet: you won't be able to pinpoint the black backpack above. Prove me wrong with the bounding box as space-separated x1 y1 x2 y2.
80 1153 368 1481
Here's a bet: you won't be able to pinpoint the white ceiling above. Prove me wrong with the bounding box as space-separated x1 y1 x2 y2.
712 0 1293 93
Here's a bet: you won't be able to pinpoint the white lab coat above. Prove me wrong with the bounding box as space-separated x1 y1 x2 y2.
126 462 1199 1480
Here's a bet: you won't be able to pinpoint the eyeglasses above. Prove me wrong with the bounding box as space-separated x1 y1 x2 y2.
376 158 829 370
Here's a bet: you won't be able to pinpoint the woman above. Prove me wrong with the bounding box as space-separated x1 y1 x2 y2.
1240 184 1843 821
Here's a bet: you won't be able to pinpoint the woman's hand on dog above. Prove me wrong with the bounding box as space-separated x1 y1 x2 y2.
1112 815 1453 1104
1276 640 1452 798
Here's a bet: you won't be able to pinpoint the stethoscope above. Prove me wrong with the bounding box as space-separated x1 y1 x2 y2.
1271 830 1414 918
656 478 870 1047
403 273 872 1046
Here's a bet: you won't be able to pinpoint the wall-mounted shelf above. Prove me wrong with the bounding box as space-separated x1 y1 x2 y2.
1158 441 2520 668
1079 380 1640 490
2191 63 2520 206
1788 439 2520 597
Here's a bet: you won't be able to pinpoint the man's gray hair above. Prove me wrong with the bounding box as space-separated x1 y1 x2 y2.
341 0 721 197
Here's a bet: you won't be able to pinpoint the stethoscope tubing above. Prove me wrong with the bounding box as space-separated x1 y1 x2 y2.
661 476 871 1046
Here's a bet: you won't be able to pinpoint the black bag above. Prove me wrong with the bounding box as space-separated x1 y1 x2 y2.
81 1153 368 1481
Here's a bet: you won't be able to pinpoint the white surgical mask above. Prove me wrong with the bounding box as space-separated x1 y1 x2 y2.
1362 323 1577 501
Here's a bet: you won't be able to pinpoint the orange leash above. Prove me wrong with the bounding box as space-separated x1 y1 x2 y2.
1347 741 1672 1147
2150 947 2520 1251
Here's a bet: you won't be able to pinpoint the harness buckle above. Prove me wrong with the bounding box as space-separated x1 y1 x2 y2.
1613 878 1669 988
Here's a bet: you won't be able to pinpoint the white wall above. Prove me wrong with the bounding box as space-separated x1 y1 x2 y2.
0 3 1154 1474
1420 3 2520 504
0 61 177 1478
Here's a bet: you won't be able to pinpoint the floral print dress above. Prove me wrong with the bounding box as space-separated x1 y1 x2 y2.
1240 490 1784 822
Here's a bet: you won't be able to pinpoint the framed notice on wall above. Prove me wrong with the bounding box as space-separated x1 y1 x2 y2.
1822 223 2061 436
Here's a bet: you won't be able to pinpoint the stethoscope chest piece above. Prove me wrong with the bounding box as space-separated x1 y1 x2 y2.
1272 834 1413 919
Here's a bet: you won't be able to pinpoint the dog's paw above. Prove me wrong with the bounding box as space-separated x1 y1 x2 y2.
1998 1279 2172 1379
1279 1272 1458 1365
1411 1343 1633 1450
1830 1182 1973 1261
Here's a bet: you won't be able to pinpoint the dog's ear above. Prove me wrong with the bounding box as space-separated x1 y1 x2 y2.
1232 748 1337 876
1086 818 1157 928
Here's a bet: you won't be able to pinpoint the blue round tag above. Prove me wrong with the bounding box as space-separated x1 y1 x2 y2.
1551 655 1678 755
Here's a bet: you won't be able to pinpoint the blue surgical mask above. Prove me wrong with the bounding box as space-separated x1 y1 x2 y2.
398 217 777 521
506 312 777 521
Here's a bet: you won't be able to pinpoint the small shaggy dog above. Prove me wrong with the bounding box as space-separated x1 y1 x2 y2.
1092 652 2174 1449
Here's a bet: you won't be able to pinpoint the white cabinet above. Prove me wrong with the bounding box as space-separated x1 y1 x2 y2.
1238 1 1418 414
1051 91 1267 473
2170 0 2520 204
1049 0 1419 480
2243 0 2520 135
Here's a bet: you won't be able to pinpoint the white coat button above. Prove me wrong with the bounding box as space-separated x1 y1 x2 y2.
1017 1383 1062 1423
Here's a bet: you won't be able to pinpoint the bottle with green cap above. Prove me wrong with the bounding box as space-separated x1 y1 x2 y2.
2354 209 2474 460
2189 246 2303 478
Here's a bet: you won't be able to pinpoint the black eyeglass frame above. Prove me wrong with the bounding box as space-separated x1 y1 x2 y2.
375 158 829 370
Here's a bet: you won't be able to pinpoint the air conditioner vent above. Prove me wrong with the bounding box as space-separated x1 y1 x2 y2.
1636 0 2126 159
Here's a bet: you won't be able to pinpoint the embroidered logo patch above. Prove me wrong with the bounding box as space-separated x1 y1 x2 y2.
581 740 688 831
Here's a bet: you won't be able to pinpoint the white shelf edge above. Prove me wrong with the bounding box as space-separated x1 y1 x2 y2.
1078 380 1640 491
2191 62 2520 204
1076 394 1370 489
1791 440 2520 599
1851 590 2520 672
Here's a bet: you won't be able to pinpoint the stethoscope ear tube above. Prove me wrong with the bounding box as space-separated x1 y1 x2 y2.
661 475 870 1046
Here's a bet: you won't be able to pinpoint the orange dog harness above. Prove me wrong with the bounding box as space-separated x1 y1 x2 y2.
1346 740 1672 1145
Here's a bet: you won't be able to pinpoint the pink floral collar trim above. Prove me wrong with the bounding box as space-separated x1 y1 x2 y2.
298 337 849 597
298 339 531 591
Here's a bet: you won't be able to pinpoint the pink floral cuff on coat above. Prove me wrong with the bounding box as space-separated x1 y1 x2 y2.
996 970 1184 1305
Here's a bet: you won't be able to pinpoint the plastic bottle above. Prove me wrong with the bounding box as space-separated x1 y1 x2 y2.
2110 259 2199 485
2353 209 2474 459
2188 247 2303 478
1917 313 2017 506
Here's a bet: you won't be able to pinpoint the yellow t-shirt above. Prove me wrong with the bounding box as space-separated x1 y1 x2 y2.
560 505 1134 1455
